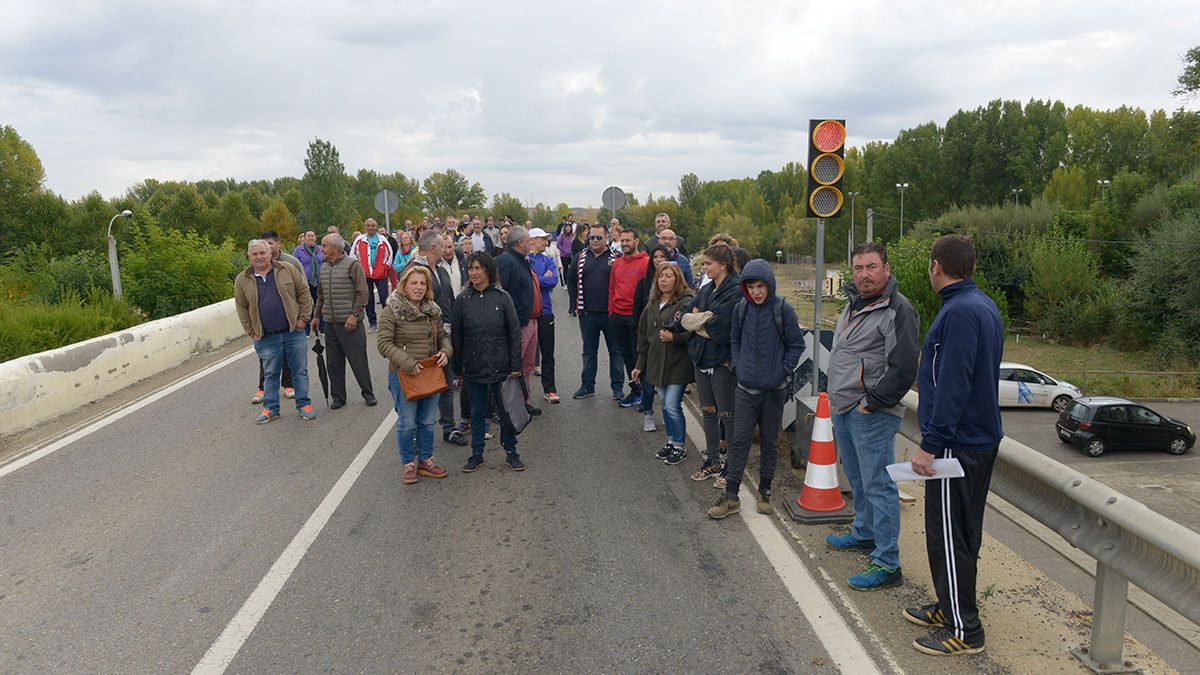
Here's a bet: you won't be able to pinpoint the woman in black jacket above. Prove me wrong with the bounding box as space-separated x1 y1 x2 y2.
683 244 741 484
450 252 525 472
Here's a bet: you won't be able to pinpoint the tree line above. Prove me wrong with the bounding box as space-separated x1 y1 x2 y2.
0 48 1197 361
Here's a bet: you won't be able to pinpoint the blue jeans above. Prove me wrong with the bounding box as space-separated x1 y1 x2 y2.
659 383 686 446
640 381 656 413
831 408 904 570
254 330 311 413
578 311 623 395
465 380 517 457
388 371 439 463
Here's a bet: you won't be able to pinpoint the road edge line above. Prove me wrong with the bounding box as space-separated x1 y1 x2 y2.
192 410 397 674
681 402 898 674
0 346 255 480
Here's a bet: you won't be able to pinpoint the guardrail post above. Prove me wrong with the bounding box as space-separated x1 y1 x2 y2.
1072 562 1139 673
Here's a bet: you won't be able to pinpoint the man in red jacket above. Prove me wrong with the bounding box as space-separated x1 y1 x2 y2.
608 228 648 408
350 218 393 332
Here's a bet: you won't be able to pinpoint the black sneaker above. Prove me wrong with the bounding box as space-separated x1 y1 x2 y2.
664 447 687 465
462 455 484 473
912 628 984 656
655 444 674 460
526 405 542 416
904 603 946 628
444 430 468 446
506 454 526 471
618 392 642 408
572 387 595 399
611 390 624 401
492 411 503 424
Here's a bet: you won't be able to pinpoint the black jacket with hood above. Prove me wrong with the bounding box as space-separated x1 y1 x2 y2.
450 284 521 384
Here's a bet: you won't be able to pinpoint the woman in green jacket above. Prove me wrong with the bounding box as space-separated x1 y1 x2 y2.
632 262 695 462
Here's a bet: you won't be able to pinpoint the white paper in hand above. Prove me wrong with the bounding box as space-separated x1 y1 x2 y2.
886 458 966 482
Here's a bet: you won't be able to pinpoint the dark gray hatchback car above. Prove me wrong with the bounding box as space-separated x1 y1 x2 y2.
1056 396 1195 457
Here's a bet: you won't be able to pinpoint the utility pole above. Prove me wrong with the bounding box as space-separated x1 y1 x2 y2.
866 208 874 243
896 182 910 239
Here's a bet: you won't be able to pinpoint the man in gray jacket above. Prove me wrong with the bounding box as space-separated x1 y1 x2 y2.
312 234 376 409
825 242 919 591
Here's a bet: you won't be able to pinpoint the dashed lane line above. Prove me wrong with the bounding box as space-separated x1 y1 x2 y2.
192 410 395 674
0 347 255 481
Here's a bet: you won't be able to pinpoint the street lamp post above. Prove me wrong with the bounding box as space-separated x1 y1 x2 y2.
107 210 133 299
1097 179 1111 201
895 183 910 239
1011 188 1024 206
847 191 858 261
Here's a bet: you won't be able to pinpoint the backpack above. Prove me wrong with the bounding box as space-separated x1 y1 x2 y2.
733 295 786 342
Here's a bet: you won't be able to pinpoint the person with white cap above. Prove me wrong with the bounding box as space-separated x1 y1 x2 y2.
528 228 560 403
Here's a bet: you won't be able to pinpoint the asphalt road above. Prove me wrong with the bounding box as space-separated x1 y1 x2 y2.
0 285 850 673
1000 401 1200 535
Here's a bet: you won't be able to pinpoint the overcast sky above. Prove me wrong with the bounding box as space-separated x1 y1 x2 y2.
1 0 1196 208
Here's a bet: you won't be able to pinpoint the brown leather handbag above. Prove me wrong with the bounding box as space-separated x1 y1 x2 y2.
396 319 448 400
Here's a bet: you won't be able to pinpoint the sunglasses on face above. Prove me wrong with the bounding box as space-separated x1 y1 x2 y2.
588 235 606 241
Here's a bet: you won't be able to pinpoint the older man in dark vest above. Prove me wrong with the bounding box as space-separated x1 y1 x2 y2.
312 233 376 408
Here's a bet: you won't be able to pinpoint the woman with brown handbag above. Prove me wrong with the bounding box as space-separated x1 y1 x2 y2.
378 265 452 485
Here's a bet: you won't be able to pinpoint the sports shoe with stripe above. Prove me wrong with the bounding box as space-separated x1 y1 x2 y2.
848 563 902 590
826 529 876 554
903 603 945 628
912 627 984 656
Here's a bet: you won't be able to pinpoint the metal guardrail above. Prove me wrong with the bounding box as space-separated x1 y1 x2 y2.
896 390 1200 673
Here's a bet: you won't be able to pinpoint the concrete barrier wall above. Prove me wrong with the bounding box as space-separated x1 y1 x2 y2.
0 299 245 437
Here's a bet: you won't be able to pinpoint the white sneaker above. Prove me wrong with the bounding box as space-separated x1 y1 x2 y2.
643 412 656 432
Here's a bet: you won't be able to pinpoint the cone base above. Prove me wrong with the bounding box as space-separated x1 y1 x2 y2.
797 487 847 512
785 496 854 524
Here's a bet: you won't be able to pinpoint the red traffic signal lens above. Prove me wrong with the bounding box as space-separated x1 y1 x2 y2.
812 120 846 153
809 186 844 218
810 153 845 185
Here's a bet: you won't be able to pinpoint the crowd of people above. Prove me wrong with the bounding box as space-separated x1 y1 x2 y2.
234 213 1003 658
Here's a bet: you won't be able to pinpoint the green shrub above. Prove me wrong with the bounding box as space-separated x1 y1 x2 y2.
120 224 238 319
1114 215 1200 360
1022 231 1110 343
883 237 1009 340
0 290 143 362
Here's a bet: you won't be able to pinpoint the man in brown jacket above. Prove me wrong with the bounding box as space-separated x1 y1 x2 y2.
234 239 316 424
311 234 376 409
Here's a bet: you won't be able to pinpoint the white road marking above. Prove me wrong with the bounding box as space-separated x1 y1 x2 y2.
192 411 395 674
0 347 254 480
681 405 898 675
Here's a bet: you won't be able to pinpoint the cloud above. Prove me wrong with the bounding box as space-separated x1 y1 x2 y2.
0 0 1196 208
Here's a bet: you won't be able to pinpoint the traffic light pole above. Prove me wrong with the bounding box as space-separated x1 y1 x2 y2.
812 218 824 397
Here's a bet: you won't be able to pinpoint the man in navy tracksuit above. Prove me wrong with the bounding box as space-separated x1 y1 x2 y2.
707 259 806 519
906 234 1004 657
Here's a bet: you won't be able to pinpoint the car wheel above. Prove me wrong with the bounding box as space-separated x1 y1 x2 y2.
1052 395 1072 413
1167 436 1190 456
1084 438 1106 457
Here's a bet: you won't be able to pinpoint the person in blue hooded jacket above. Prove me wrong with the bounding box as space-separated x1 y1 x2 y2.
706 259 805 519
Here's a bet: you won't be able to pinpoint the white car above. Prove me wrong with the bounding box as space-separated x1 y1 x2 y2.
999 362 1081 412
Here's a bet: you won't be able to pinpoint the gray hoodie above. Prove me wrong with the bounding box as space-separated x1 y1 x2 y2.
827 275 919 418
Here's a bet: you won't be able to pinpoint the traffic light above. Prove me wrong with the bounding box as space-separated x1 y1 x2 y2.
806 119 846 219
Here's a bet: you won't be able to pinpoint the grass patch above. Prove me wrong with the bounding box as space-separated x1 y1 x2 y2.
0 292 144 363
1004 335 1199 398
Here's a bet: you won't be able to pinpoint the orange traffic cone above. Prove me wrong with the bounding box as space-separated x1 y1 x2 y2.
796 392 847 512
